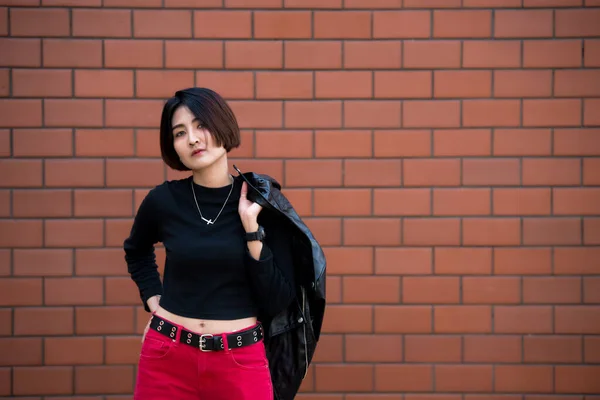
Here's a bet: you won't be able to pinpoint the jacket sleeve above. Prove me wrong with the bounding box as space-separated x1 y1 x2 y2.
123 187 163 312
245 214 296 318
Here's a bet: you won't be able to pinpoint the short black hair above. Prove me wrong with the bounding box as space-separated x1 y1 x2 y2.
159 87 241 171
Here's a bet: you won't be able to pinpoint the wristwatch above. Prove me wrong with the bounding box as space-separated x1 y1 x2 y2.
245 225 266 242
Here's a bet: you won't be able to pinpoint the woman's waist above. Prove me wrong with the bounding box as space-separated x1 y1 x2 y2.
153 304 258 335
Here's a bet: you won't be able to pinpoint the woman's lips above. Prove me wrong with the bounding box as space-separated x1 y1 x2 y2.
192 149 205 156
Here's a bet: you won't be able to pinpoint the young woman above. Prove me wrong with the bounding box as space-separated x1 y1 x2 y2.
123 87 297 399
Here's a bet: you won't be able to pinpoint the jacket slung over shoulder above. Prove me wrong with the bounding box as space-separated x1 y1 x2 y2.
233 165 327 400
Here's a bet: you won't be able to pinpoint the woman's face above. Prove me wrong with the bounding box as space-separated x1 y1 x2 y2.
171 105 227 172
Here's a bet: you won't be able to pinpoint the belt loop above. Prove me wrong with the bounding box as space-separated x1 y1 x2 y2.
222 333 229 353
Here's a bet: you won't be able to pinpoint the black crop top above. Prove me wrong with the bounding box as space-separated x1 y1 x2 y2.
123 174 294 320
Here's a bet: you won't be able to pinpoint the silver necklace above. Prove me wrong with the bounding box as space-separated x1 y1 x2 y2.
191 175 234 225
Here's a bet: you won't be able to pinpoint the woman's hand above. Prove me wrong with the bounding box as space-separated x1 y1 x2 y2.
238 181 262 232
142 295 160 343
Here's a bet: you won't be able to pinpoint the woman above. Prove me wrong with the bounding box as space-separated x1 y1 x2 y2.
123 87 296 399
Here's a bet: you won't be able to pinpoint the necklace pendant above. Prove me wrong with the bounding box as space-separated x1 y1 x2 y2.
202 217 214 225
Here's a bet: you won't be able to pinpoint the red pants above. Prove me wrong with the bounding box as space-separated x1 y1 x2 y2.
134 316 273 400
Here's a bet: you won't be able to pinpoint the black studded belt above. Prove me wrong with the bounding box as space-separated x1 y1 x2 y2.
149 315 264 352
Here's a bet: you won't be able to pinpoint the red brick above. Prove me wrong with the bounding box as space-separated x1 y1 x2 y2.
14 307 74 336
344 41 402 69
585 39 600 67
196 71 254 99
105 40 163 68
494 10 553 38
164 0 214 6
105 336 142 364
523 39 583 68
285 160 341 187
12 69 72 97
106 159 164 187
0 278 42 306
523 218 582 245
136 70 194 98
463 218 521 246
434 129 491 156
493 129 552 155
584 218 600 244
0 338 42 366
436 365 494 392
404 218 461 246
405 0 461 5
254 11 311 38
374 130 430 157
13 129 72 157
255 130 312 158
229 101 283 129
375 364 432 392
434 306 492 333
42 0 101 4
75 366 135 395
556 306 600 334
375 248 432 275
193 11 251 38
44 100 103 128
72 9 131 37
495 248 552 275
555 128 600 156
314 189 371 216
45 337 104 365
373 11 430 38
345 334 402 362
0 221 42 248
404 100 460 128
525 0 583 5
403 277 459 304
76 307 135 335
345 100 401 128
404 159 461 187
13 249 72 276
225 0 282 6
314 11 371 39
463 277 521 304
256 72 313 99
43 39 103 68
343 276 400 304
225 41 283 69
584 158 600 186
315 365 373 392
75 248 130 276
433 188 490 216
463 41 521 68
0 99 42 127
345 0 402 6
555 70 600 97
555 9 600 37
315 130 371 158
523 336 583 363
374 188 430 216
0 70 7 97
75 70 133 98
134 10 192 38
464 335 522 363
554 188 600 215
434 248 492 275
495 365 554 393
284 41 342 69
105 277 139 305
494 306 553 333
0 38 41 67
523 277 582 305
463 158 520 186
285 0 341 6
45 159 104 188
75 129 134 157
493 188 551 216
585 98 600 126
375 307 431 334
522 158 581 186
556 366 600 393
345 160 401 187
74 189 133 217
555 248 600 275
324 247 373 275
434 10 492 38
105 100 164 128
13 189 72 218
10 8 70 37
44 277 103 306
434 70 491 98
285 101 342 129
463 100 521 127
0 159 42 187
45 219 104 247
316 71 372 99
321 305 372 333
494 70 552 98
13 367 73 396
375 71 431 98
344 218 401 246
404 335 461 362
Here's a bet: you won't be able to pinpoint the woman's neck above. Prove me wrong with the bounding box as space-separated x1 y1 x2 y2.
191 158 232 188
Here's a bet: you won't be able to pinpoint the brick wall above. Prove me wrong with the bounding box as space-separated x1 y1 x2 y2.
1 0 599 398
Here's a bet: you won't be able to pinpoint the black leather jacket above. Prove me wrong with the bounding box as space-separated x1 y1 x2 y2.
234 166 327 400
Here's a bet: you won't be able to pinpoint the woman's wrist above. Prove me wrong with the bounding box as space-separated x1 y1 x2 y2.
146 295 161 313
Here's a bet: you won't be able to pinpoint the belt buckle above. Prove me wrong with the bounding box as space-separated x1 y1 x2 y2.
199 334 213 352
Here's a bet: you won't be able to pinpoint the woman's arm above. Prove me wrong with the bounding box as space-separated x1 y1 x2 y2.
123 187 163 313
